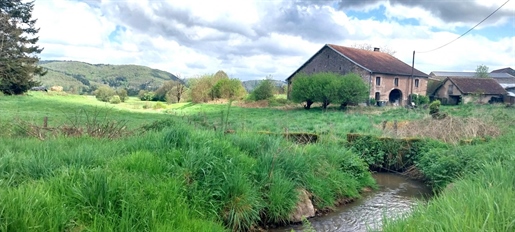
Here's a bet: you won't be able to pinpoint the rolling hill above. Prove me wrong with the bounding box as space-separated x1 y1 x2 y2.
36 60 181 95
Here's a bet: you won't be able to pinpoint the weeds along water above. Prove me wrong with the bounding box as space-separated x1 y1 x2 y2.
0 120 375 231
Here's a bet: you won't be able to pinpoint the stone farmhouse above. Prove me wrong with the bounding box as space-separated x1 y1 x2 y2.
286 44 429 106
432 77 507 105
428 70 515 105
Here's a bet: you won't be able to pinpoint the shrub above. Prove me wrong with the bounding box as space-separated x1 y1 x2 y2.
153 102 166 110
138 90 154 101
249 79 275 101
116 89 128 102
411 94 430 106
429 100 441 115
109 95 121 104
95 86 116 102
211 78 247 100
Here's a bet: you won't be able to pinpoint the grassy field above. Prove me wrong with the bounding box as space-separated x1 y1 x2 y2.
0 92 376 231
1 92 515 231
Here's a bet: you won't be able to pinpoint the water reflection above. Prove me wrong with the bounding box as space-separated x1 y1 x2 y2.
272 173 432 232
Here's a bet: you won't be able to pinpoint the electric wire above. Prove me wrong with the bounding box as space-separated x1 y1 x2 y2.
418 0 511 53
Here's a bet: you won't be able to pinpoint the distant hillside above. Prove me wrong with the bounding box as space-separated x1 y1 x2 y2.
242 80 287 93
36 60 180 95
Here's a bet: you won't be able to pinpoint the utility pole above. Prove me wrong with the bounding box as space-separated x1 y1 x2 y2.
409 51 415 106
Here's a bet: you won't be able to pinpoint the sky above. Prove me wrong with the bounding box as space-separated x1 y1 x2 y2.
33 0 515 81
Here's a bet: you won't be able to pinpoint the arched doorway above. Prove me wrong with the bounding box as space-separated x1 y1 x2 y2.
389 89 403 105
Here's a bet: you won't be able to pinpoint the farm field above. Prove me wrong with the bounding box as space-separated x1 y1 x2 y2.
1 92 515 231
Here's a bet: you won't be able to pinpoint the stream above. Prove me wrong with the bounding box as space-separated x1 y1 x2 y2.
272 173 433 232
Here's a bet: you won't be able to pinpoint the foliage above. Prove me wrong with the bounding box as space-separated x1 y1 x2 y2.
109 95 121 104
211 78 246 100
337 73 369 108
116 89 128 102
429 100 440 115
475 64 489 78
249 78 275 101
138 90 154 101
347 134 425 172
189 72 244 103
0 0 46 95
290 72 368 109
94 85 116 102
410 94 430 106
289 73 316 109
189 74 220 103
94 86 116 102
153 80 186 102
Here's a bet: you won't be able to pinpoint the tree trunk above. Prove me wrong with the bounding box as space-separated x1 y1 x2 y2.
304 100 313 110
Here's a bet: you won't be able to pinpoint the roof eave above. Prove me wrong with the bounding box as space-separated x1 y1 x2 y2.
286 45 329 81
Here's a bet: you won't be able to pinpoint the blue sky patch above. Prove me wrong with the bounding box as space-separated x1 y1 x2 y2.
108 25 126 43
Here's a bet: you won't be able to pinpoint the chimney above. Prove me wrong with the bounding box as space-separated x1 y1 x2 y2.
373 47 380 52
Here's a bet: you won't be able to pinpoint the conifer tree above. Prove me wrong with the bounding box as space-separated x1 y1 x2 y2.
0 0 45 95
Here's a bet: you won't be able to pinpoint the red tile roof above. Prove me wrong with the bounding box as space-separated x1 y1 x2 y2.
449 77 507 95
327 44 428 77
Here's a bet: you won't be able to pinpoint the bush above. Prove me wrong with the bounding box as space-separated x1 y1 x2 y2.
153 102 166 110
94 86 116 102
116 89 128 102
249 79 275 101
212 78 247 100
411 94 430 106
429 100 441 115
138 90 154 101
109 95 121 104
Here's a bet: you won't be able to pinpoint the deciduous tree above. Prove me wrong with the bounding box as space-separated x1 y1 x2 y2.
475 65 489 78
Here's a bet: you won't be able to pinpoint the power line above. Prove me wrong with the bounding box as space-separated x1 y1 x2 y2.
419 0 511 53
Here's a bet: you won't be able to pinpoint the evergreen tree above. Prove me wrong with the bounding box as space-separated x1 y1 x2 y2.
0 0 45 95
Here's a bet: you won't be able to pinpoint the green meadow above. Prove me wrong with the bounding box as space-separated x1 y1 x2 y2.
1 92 515 231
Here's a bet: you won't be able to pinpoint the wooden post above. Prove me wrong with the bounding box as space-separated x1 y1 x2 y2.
43 117 48 128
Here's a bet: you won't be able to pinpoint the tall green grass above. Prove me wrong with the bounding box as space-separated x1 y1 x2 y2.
383 161 515 232
0 118 375 231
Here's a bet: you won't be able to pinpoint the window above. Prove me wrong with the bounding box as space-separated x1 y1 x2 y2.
394 78 399 87
448 85 454 94
376 76 381 86
414 79 419 88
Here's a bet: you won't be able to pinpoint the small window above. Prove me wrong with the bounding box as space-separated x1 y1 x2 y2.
414 79 419 88
339 66 342 71
327 55 330 58
313 68 315 72
376 77 381 86
394 78 399 87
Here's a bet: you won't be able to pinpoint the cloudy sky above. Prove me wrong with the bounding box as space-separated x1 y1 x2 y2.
33 0 515 81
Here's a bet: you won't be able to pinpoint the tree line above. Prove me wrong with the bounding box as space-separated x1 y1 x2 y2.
290 72 369 109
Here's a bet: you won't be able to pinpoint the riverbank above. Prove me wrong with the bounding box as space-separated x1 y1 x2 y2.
0 119 376 231
2 94 514 231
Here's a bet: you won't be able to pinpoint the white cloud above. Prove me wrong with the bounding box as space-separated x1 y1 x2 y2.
32 0 514 81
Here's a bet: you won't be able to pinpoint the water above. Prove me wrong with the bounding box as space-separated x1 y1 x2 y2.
272 173 432 232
